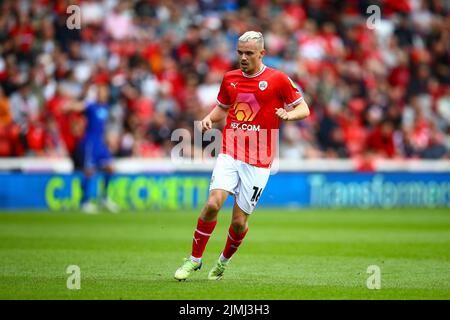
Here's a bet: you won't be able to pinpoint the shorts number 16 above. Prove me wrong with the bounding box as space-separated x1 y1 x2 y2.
251 187 263 203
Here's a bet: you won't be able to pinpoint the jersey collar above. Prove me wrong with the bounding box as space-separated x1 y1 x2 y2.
242 64 266 78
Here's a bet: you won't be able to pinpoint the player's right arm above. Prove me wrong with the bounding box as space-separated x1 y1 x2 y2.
201 73 232 131
201 105 228 131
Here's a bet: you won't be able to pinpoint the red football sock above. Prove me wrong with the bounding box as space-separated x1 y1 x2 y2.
191 218 217 259
222 225 248 260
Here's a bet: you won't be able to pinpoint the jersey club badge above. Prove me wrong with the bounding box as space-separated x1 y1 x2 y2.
259 81 268 91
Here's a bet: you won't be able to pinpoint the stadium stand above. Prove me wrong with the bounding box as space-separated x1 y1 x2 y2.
0 0 448 163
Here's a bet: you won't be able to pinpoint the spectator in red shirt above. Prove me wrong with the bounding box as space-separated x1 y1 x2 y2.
366 121 397 158
9 12 35 64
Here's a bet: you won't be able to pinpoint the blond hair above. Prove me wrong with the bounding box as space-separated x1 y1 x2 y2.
238 31 264 49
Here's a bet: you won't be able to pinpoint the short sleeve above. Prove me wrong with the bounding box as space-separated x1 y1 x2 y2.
216 76 232 109
278 73 304 108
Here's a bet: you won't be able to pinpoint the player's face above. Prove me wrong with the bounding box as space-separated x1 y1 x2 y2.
97 86 109 104
237 40 265 74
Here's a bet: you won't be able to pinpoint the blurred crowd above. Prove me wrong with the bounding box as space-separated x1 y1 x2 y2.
0 0 448 161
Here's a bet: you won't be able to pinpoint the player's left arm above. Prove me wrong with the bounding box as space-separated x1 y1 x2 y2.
62 99 87 113
276 73 310 121
276 99 310 121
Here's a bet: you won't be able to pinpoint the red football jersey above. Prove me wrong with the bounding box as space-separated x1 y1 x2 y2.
216 65 303 168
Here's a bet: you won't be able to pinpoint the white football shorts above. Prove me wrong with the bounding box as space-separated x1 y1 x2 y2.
209 153 271 214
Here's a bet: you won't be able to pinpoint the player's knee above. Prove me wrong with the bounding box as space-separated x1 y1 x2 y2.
103 165 114 174
205 200 221 214
205 198 222 214
84 168 95 177
231 217 247 234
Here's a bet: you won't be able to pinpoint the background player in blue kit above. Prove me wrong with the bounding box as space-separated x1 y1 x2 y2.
66 85 119 214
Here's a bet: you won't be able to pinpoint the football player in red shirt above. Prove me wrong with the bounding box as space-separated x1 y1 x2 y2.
175 31 310 281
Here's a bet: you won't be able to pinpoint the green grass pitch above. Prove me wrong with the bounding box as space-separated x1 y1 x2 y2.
0 208 449 299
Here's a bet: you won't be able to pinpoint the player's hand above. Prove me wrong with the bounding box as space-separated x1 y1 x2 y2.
276 108 290 121
201 116 213 131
